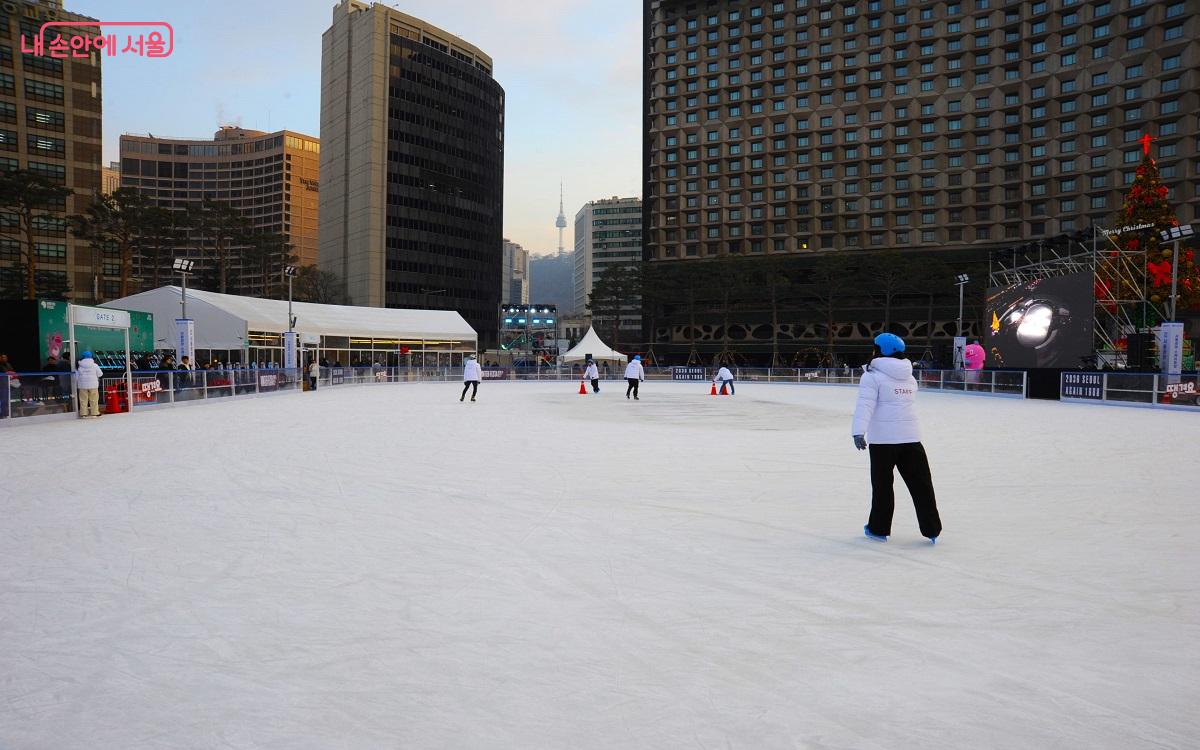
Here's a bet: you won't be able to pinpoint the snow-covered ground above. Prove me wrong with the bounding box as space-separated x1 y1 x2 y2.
1 381 1197 750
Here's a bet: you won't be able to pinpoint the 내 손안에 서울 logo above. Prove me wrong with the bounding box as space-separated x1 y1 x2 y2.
21 21 174 59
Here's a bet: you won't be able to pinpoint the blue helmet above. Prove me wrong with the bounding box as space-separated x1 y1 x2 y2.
634 355 641 361
874 333 905 355
81 350 93 359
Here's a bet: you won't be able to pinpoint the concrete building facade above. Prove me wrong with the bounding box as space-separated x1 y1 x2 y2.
573 196 643 336
643 0 1199 261
118 126 320 295
0 0 104 301
319 0 505 346
502 238 528 304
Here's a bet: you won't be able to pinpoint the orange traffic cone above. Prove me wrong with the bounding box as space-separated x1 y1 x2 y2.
709 383 718 396
579 380 588 395
720 384 730 396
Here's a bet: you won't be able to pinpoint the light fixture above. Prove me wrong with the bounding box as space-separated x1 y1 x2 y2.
284 265 298 277
172 258 194 272
956 273 970 284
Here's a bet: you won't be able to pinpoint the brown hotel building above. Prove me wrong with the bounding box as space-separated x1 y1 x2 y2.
119 127 320 295
643 0 1199 261
0 0 104 301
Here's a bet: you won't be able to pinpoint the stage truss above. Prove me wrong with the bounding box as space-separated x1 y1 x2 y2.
988 232 1167 367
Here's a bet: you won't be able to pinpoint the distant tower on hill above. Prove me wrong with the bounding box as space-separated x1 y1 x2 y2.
556 181 567 255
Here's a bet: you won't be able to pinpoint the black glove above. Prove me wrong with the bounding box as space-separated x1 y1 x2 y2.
853 435 867 450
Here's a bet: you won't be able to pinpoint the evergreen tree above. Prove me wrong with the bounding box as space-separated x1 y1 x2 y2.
1114 153 1199 312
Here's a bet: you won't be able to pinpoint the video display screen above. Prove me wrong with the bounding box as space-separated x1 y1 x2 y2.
984 272 1094 369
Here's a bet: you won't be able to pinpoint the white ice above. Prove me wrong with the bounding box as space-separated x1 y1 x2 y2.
1 381 1197 750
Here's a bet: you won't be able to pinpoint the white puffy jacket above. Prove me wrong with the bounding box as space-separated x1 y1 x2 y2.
76 357 102 390
624 361 644 380
714 366 734 382
584 363 599 380
851 357 921 444
463 360 482 381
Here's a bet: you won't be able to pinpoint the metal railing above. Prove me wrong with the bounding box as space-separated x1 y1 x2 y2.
0 364 1035 427
1061 371 1200 411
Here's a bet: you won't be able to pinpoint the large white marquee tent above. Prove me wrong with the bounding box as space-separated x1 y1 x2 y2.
103 286 477 366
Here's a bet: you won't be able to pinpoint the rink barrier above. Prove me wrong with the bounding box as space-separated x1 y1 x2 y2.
0 365 1060 429
1060 371 1200 412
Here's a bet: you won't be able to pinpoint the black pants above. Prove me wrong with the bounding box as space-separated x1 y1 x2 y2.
867 442 941 538
626 378 640 398
461 380 479 400
309 376 317 390
591 378 600 393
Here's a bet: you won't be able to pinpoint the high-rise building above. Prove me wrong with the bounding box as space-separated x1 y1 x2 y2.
0 1 104 302
319 0 505 347
642 0 1199 360
102 160 119 195
118 126 320 295
502 238 529 304
644 0 1198 259
574 196 643 336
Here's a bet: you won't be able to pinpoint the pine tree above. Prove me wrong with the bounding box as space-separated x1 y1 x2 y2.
1114 153 1199 312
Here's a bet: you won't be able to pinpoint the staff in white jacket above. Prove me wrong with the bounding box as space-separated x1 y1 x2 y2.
624 355 645 400
713 365 735 395
76 350 103 418
584 360 600 393
851 333 941 544
461 354 482 402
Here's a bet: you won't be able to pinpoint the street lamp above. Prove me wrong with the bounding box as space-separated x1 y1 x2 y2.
283 265 298 370
1158 225 1195 321
172 258 194 318
954 273 970 336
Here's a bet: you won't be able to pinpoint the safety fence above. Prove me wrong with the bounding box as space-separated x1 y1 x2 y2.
1060 371 1200 411
2 365 1033 427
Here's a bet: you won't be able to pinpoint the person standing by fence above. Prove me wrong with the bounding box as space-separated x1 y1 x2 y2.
0 352 14 419
308 359 319 391
76 351 102 419
851 333 942 544
461 354 482 402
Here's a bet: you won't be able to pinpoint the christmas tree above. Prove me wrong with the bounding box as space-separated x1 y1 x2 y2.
1112 149 1198 313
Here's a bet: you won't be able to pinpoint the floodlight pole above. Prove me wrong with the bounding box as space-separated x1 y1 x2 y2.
179 267 188 319
1169 237 1180 321
957 282 964 338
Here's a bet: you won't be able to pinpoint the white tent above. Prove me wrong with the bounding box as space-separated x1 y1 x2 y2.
102 286 477 351
561 326 627 365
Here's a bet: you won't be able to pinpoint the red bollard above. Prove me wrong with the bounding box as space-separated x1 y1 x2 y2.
578 380 588 395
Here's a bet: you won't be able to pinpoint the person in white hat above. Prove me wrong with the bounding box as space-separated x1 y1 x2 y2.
461 354 482 402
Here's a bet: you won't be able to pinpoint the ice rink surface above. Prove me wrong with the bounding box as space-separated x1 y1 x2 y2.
2 381 1198 749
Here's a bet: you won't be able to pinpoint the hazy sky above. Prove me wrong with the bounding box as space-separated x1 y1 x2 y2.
75 0 642 256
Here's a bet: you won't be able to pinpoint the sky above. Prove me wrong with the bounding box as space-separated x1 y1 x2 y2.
74 0 643 256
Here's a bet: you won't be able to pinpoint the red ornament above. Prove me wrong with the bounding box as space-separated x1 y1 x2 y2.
1127 239 1140 251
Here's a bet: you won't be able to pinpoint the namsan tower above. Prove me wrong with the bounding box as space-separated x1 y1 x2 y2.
555 181 567 254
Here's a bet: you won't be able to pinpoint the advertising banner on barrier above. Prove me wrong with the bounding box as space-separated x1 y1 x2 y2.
1060 372 1103 401
175 319 195 365
1159 322 1184 381
258 373 279 389
672 366 706 381
332 368 345 385
482 368 509 380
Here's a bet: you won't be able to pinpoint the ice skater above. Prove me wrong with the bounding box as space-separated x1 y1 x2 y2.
461 354 481 402
624 355 644 400
852 333 942 544
584 359 600 393
75 350 102 418
713 364 735 395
